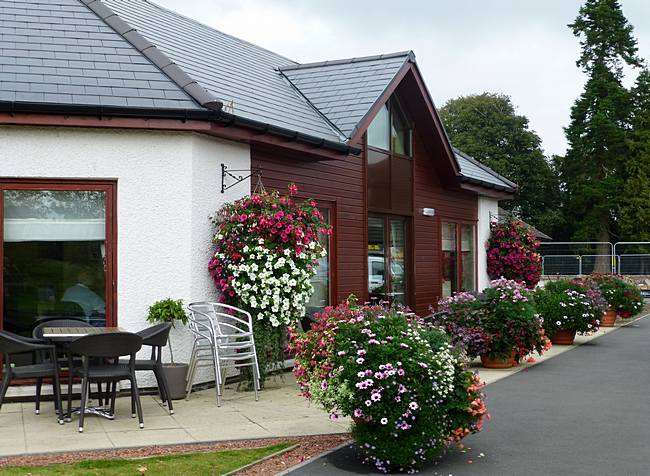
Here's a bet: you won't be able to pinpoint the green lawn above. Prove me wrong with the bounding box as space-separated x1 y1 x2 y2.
0 442 293 476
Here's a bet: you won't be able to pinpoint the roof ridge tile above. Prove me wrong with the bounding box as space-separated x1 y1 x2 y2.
84 0 221 110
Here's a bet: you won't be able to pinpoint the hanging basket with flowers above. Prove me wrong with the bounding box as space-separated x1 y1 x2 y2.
209 184 330 383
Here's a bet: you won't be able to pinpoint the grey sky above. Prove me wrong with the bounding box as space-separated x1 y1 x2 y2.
152 0 650 157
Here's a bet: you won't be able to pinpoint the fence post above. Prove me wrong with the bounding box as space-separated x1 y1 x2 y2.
578 255 582 276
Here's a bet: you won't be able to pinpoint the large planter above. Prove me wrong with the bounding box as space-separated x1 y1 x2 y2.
601 309 617 327
550 329 576 345
480 352 516 369
162 363 189 400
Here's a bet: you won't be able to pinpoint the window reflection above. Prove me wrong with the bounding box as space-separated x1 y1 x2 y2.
3 190 107 337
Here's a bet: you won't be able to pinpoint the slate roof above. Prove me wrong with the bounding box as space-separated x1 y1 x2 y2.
280 52 412 138
0 0 200 108
0 0 516 193
103 0 343 142
453 148 517 193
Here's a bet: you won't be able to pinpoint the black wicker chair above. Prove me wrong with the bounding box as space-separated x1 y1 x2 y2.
0 330 64 423
68 332 143 433
129 323 174 414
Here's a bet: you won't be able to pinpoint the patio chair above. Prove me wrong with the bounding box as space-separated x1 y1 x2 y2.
120 323 174 414
185 306 219 401
0 330 64 424
68 332 144 432
33 319 108 411
187 302 261 407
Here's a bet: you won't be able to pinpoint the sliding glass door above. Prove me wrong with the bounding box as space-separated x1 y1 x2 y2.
1 181 116 337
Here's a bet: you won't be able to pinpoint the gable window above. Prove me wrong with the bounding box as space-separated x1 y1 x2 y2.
367 97 412 157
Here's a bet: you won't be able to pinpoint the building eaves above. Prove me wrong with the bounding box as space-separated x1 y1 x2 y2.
279 51 416 72
454 147 517 192
81 0 222 110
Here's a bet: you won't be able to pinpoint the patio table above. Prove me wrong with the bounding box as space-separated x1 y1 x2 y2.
41 326 125 421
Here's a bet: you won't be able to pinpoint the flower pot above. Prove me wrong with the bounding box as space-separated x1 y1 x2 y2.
162 363 189 400
601 309 617 327
550 329 576 345
480 352 516 369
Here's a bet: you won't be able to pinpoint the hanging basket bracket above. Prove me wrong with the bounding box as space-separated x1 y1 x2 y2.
221 164 262 193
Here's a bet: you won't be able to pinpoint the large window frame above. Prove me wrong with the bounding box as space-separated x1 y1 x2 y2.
440 220 477 298
0 179 118 334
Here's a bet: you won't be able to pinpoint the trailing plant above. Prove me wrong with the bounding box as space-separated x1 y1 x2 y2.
146 298 188 364
535 279 605 336
486 218 541 288
590 274 644 318
435 279 550 362
208 184 329 384
289 301 487 473
430 292 491 359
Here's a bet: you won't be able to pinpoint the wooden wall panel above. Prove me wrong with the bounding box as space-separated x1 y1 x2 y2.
251 145 366 306
412 131 478 315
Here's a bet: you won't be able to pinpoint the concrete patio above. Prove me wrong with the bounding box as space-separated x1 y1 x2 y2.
0 315 643 459
0 373 349 458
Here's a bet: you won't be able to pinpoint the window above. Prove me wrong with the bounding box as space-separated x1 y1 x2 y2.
367 97 411 157
1 182 116 338
368 215 409 305
305 207 332 317
442 222 476 298
367 95 413 214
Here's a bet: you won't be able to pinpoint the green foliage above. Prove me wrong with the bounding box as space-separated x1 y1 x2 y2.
146 298 188 327
439 93 562 236
535 279 605 335
0 443 293 476
556 0 642 241
591 274 644 317
289 303 487 473
620 69 650 240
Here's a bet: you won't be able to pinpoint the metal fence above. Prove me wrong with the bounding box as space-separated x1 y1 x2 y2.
539 241 650 276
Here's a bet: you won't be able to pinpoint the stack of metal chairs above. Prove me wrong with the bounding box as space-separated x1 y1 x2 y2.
186 302 261 406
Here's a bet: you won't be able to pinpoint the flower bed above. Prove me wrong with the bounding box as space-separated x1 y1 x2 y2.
433 279 550 364
289 301 487 473
590 274 644 318
535 279 607 338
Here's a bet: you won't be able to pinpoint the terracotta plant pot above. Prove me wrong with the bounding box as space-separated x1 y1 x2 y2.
480 352 516 369
601 309 617 327
550 329 576 345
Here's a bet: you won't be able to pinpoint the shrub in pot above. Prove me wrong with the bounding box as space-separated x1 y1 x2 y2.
146 298 189 400
289 301 488 474
590 274 644 322
435 279 550 368
535 279 607 345
430 291 491 359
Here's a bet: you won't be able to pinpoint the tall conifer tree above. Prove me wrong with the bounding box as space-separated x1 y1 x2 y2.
620 70 650 240
556 0 641 242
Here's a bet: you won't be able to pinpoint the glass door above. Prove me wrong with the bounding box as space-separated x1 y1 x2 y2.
1 182 116 338
368 215 409 305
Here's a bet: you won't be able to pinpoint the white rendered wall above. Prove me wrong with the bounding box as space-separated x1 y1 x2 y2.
0 125 250 389
477 196 499 290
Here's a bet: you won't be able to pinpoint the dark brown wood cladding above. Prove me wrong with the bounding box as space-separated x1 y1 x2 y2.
251 146 366 305
412 130 477 314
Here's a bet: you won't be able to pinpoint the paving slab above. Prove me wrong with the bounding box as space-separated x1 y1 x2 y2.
284 315 650 475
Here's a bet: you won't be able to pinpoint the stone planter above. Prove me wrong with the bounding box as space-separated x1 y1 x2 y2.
549 329 576 345
480 352 516 369
162 363 189 400
601 308 617 327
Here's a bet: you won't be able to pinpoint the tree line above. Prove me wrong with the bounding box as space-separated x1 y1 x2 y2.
440 0 649 243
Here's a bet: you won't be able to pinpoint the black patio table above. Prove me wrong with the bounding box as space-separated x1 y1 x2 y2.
41 326 125 421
